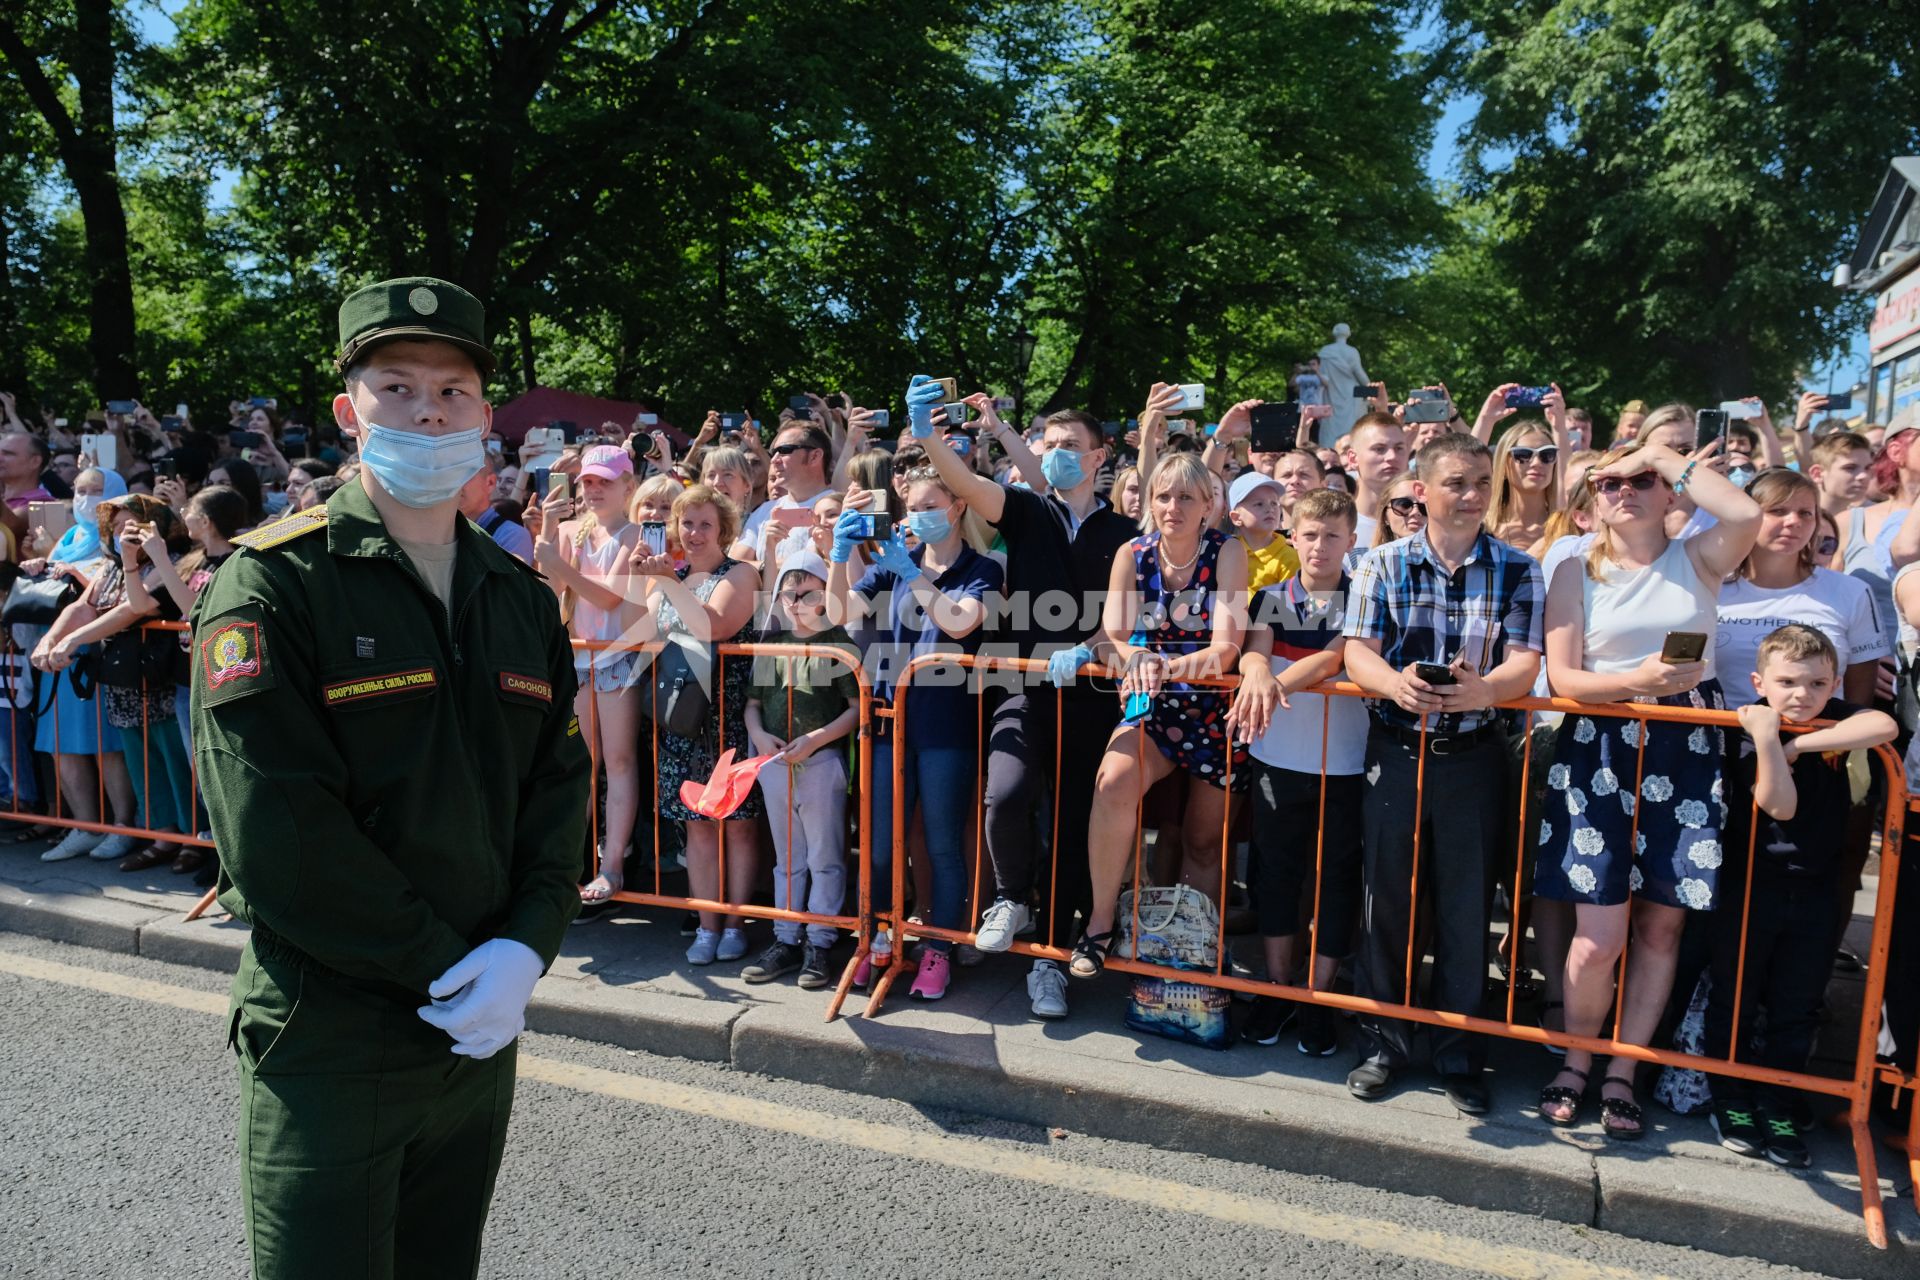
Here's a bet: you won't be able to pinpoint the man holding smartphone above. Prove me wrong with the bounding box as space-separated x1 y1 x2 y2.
192 276 590 1278
1341 432 1544 1114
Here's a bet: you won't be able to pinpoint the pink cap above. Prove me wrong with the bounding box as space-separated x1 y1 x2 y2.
579 444 634 481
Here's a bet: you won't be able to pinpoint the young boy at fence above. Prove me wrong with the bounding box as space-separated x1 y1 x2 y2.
742 550 862 990
1708 624 1895 1167
1227 470 1300 591
1228 489 1365 1056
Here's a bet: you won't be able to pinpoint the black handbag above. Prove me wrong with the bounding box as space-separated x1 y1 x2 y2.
96 626 176 690
1 572 80 627
636 637 713 740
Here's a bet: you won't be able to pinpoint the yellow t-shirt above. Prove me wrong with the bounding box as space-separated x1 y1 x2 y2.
1242 531 1299 591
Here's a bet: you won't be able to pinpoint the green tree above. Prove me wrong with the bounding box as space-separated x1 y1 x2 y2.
0 0 143 402
1430 0 1920 407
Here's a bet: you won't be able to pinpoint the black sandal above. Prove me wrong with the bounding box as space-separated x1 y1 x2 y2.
1599 1073 1645 1141
1069 929 1117 980
1539 1066 1588 1128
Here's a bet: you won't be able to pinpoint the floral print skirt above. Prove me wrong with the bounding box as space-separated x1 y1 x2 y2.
1533 681 1726 911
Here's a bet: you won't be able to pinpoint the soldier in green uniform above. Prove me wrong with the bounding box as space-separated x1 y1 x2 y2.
191 277 592 1279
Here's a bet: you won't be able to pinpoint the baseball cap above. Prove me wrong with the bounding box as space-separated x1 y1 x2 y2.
778 550 832 591
336 276 496 378
578 445 634 482
1228 471 1283 510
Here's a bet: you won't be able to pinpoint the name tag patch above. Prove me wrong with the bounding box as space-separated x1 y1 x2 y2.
499 672 553 703
324 667 438 706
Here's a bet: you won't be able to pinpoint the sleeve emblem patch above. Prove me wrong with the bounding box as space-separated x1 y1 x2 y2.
203 623 263 689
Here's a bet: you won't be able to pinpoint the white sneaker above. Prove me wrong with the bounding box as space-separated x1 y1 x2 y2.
686 928 721 965
716 928 750 962
40 829 104 862
90 833 141 860
976 898 1032 953
1027 959 1069 1020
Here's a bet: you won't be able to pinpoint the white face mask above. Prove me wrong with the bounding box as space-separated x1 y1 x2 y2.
72 494 101 525
357 421 486 509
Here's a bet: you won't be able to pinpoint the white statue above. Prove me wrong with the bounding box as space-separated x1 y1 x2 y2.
1316 323 1371 439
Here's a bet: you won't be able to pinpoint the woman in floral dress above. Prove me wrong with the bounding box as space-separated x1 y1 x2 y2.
1533 433 1759 1139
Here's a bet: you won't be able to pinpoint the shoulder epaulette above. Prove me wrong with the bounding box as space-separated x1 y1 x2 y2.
232 505 331 551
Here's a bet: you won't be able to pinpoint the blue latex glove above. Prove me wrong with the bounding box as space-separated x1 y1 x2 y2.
905 374 944 439
873 529 919 579
1048 644 1094 688
829 507 868 564
417 938 545 1059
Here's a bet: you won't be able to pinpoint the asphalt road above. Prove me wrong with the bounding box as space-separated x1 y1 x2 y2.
0 933 1826 1280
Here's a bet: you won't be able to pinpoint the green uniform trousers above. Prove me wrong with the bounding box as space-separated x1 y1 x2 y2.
231 939 515 1280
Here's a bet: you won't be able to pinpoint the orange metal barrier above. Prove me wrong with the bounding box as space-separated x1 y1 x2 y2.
883 654 1913 1247
1 619 213 854
580 637 876 1023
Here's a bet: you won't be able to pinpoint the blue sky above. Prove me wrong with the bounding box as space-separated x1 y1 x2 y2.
132 0 1874 393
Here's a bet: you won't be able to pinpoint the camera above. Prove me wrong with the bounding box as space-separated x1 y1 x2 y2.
1503 386 1550 409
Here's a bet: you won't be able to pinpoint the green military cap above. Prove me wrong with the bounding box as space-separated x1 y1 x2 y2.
336 276 496 378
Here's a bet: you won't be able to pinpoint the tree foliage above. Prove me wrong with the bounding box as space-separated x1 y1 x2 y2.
3 0 1915 424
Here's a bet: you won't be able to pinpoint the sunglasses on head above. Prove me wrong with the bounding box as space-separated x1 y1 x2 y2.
1386 496 1427 516
1509 446 1558 466
1592 474 1661 496
770 442 817 457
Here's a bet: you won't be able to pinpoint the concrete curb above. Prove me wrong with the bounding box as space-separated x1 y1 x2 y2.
3 890 1916 1276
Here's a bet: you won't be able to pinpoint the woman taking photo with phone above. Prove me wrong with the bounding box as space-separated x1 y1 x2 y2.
825 474 1001 1002
625 484 764 965
1534 440 1759 1139
536 444 644 908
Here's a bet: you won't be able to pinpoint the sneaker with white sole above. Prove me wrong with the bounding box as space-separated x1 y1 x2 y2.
975 898 1032 953
89 833 140 861
716 928 750 962
908 948 952 1001
741 941 803 983
1027 959 1069 1019
686 928 721 966
40 829 104 862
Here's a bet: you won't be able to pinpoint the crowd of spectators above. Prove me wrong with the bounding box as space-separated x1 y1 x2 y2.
2 374 1915 1168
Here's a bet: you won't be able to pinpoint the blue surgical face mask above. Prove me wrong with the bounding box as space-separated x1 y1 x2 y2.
1040 447 1086 490
358 421 486 509
906 504 955 546
1727 465 1755 491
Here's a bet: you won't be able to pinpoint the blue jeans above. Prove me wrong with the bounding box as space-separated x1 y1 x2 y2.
0 702 40 811
868 739 973 953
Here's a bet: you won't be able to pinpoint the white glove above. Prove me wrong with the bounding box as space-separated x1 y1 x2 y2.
417 938 545 1059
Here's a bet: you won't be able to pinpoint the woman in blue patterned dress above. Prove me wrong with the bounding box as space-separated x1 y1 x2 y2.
1534 435 1759 1138
1073 454 1250 979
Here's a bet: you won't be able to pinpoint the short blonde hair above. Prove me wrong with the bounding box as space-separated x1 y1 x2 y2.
700 446 751 487
629 474 684 524
1142 453 1214 535
669 483 741 549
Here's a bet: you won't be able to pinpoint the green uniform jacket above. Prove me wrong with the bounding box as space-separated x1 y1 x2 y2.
190 478 590 996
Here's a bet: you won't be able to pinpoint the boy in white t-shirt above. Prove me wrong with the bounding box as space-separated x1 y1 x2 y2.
1228 489 1368 1056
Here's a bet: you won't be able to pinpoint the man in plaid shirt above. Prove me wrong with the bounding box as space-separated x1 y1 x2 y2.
1341 432 1544 1115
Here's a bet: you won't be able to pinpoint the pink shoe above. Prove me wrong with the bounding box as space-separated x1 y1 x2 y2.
909 948 952 1001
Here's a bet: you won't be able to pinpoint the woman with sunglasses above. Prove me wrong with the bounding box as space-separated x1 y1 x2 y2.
1344 474 1425 573
1716 469 1886 710
1534 440 1760 1140
1489 422 1564 556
